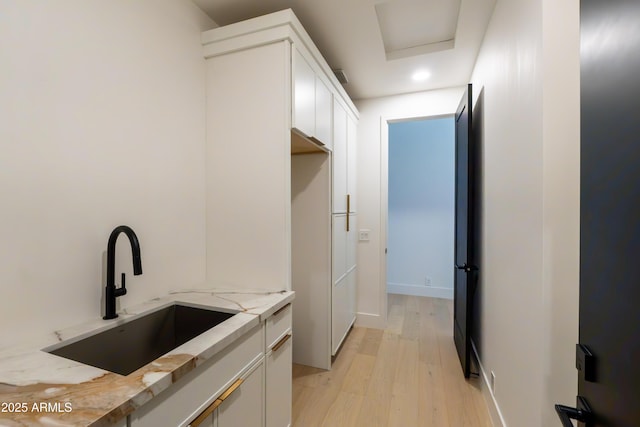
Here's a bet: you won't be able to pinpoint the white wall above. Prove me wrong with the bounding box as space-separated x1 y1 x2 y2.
355 88 463 329
470 1 545 424
540 0 580 425
0 1 216 346
469 0 580 425
387 118 455 298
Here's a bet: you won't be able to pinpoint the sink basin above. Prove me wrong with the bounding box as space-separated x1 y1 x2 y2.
46 304 236 376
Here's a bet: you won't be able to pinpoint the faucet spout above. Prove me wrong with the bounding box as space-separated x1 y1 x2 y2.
104 225 143 320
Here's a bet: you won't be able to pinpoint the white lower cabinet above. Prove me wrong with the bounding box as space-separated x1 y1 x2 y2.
332 268 356 356
184 359 264 427
266 334 292 427
331 212 357 355
332 214 348 282
266 304 292 427
215 360 264 427
128 324 264 427
127 304 293 427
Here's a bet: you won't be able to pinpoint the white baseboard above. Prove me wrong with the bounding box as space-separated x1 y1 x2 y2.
471 340 507 427
355 312 386 329
387 282 453 299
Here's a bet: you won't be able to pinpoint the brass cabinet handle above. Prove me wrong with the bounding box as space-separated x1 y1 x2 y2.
218 378 244 401
346 194 351 232
189 378 244 426
190 399 222 427
272 333 292 352
273 303 290 317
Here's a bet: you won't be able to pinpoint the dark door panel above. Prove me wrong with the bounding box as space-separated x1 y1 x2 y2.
560 0 640 425
454 84 477 378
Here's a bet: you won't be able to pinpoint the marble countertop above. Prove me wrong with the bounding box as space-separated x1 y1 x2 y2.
0 289 294 427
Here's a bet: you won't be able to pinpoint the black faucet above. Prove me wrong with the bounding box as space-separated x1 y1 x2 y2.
103 225 143 320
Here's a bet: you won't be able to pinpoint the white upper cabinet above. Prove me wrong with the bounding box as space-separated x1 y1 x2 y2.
292 48 315 139
315 76 333 150
333 98 357 214
292 47 333 149
333 99 348 213
347 115 357 213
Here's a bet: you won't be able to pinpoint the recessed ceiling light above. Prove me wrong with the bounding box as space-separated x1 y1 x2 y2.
412 70 431 81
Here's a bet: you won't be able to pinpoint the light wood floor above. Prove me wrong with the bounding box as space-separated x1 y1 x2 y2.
292 294 493 427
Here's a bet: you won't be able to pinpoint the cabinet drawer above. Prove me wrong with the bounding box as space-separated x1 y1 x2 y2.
216 360 264 427
130 324 263 427
266 304 292 349
189 359 264 427
266 334 292 427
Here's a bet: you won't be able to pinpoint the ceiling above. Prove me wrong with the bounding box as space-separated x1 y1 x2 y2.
193 0 496 100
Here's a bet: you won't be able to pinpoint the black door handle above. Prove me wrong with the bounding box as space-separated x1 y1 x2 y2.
555 397 592 427
455 263 478 273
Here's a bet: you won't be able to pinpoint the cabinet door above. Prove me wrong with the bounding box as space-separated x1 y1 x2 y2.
346 268 357 332
315 76 332 149
333 213 356 280
332 268 357 356
266 335 292 427
332 274 348 355
332 214 348 283
347 116 357 213
332 212 356 355
217 361 264 427
332 215 355 355
347 214 357 272
292 48 315 138
332 100 348 213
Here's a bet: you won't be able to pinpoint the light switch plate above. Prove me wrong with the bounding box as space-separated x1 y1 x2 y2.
358 229 370 241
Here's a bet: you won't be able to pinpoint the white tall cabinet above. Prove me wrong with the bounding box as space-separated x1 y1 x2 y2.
202 9 358 372
331 99 358 355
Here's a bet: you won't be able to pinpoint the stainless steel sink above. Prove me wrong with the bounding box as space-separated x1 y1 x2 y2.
46 304 236 376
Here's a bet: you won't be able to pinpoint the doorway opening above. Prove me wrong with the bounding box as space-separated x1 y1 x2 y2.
386 116 456 300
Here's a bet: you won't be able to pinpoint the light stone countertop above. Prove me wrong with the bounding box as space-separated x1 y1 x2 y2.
0 289 294 427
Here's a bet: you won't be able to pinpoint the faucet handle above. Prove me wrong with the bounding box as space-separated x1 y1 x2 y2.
115 273 127 297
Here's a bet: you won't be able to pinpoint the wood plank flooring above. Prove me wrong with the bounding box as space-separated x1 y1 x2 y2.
292 294 493 427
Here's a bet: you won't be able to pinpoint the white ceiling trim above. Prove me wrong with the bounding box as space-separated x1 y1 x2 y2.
385 39 455 61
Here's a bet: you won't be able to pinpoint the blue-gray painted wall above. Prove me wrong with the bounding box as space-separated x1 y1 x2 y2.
388 117 455 294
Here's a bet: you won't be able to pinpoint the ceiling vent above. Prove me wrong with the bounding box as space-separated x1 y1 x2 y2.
333 69 349 84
